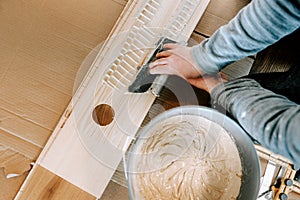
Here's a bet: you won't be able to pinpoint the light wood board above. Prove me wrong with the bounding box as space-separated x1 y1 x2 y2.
15 165 95 199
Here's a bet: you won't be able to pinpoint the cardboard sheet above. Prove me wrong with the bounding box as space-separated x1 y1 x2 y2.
0 0 125 161
0 1 125 198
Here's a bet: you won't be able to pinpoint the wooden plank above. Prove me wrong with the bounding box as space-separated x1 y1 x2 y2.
15 165 95 200
17 0 210 198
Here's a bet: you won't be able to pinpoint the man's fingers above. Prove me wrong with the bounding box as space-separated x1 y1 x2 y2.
156 43 184 58
163 43 179 49
156 50 171 58
149 60 180 76
149 65 173 75
149 58 168 68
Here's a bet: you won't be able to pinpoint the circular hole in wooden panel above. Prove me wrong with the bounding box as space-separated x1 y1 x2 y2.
92 104 115 126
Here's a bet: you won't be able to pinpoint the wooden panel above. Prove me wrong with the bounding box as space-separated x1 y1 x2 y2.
15 165 95 200
17 0 210 198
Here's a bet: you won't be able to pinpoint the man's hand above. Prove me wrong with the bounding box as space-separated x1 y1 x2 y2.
149 43 204 79
149 43 226 93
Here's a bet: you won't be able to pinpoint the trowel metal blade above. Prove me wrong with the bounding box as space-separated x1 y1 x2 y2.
128 37 177 93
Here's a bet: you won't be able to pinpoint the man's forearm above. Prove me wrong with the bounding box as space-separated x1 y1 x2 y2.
211 78 300 168
192 0 300 74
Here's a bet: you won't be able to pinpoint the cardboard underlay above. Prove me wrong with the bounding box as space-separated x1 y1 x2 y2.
0 1 125 198
0 0 125 161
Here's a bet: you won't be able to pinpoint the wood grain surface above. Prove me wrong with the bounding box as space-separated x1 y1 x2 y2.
15 165 95 200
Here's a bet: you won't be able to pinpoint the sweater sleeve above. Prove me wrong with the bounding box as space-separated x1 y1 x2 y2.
211 78 300 168
192 0 300 74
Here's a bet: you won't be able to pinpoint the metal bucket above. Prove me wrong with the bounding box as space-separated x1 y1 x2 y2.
125 106 261 200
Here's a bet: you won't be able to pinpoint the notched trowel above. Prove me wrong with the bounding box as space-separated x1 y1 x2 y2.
128 37 179 96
